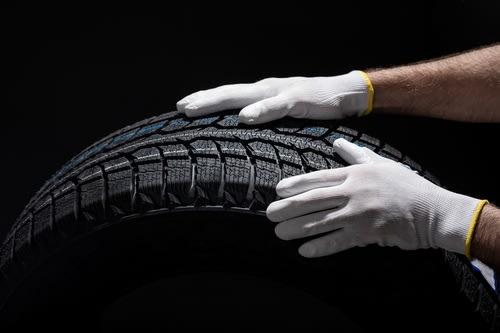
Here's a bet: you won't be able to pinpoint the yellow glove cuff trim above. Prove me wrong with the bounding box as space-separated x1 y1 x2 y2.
359 71 374 116
465 199 489 259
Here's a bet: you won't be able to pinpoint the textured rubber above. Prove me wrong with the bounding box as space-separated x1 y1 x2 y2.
0 111 498 329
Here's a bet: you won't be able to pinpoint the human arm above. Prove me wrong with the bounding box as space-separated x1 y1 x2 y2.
367 43 500 122
176 44 500 124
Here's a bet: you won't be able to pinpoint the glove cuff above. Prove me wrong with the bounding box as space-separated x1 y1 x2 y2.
465 199 489 258
354 70 375 116
427 188 487 254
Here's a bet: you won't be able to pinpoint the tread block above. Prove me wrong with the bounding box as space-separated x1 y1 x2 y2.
219 141 251 205
337 126 358 136
353 140 378 151
161 118 190 132
136 162 163 207
360 133 381 147
275 127 299 133
195 156 223 204
133 148 163 207
14 219 31 260
190 140 222 204
297 127 328 137
104 157 134 215
275 146 301 165
79 166 105 221
254 159 280 204
54 188 77 237
32 198 53 243
302 151 328 170
324 132 354 145
165 158 193 205
224 156 251 205
382 144 403 159
0 238 13 268
186 116 220 127
248 141 276 161
216 115 239 127
161 144 189 158
107 169 134 215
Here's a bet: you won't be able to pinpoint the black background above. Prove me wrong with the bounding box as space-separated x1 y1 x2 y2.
1 1 499 240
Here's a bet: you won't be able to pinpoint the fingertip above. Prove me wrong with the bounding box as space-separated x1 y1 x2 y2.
238 107 259 125
181 107 197 118
275 179 290 197
237 115 256 125
274 223 290 241
176 101 187 113
176 93 195 108
298 243 317 258
266 201 284 222
332 137 348 148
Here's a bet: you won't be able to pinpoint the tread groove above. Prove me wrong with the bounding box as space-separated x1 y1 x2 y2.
157 147 169 207
213 140 226 202
49 193 55 233
100 164 109 218
72 179 81 223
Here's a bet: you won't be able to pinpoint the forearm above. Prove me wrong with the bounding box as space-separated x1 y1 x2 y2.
366 44 500 122
471 203 500 271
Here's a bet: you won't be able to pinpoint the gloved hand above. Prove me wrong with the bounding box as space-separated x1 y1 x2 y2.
267 138 488 258
176 71 374 124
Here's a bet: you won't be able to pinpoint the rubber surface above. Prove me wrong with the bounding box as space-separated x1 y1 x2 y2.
0 111 498 330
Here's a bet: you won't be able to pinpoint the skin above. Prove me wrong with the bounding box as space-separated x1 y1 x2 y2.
366 44 500 270
367 44 500 122
471 203 500 271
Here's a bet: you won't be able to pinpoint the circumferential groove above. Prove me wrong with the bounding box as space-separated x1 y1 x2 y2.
124 156 138 210
213 140 226 202
99 164 109 218
157 147 168 207
72 179 81 222
271 145 283 181
245 159 255 202
49 192 56 232
28 211 34 248
189 163 197 201
217 163 226 202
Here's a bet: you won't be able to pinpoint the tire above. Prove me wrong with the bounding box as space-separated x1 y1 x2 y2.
0 111 497 331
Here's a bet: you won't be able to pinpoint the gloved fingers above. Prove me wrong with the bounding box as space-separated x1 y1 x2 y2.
238 94 293 124
176 83 271 117
298 228 357 258
333 138 394 165
332 138 372 165
274 207 349 240
266 186 348 222
276 168 349 198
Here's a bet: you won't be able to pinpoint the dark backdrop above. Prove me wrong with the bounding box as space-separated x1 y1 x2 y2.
1 1 499 239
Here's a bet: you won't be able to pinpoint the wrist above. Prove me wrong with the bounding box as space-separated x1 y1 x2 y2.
353 70 374 116
365 68 415 110
471 203 500 267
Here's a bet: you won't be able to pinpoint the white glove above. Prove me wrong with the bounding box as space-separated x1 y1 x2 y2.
267 138 488 258
176 71 374 124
